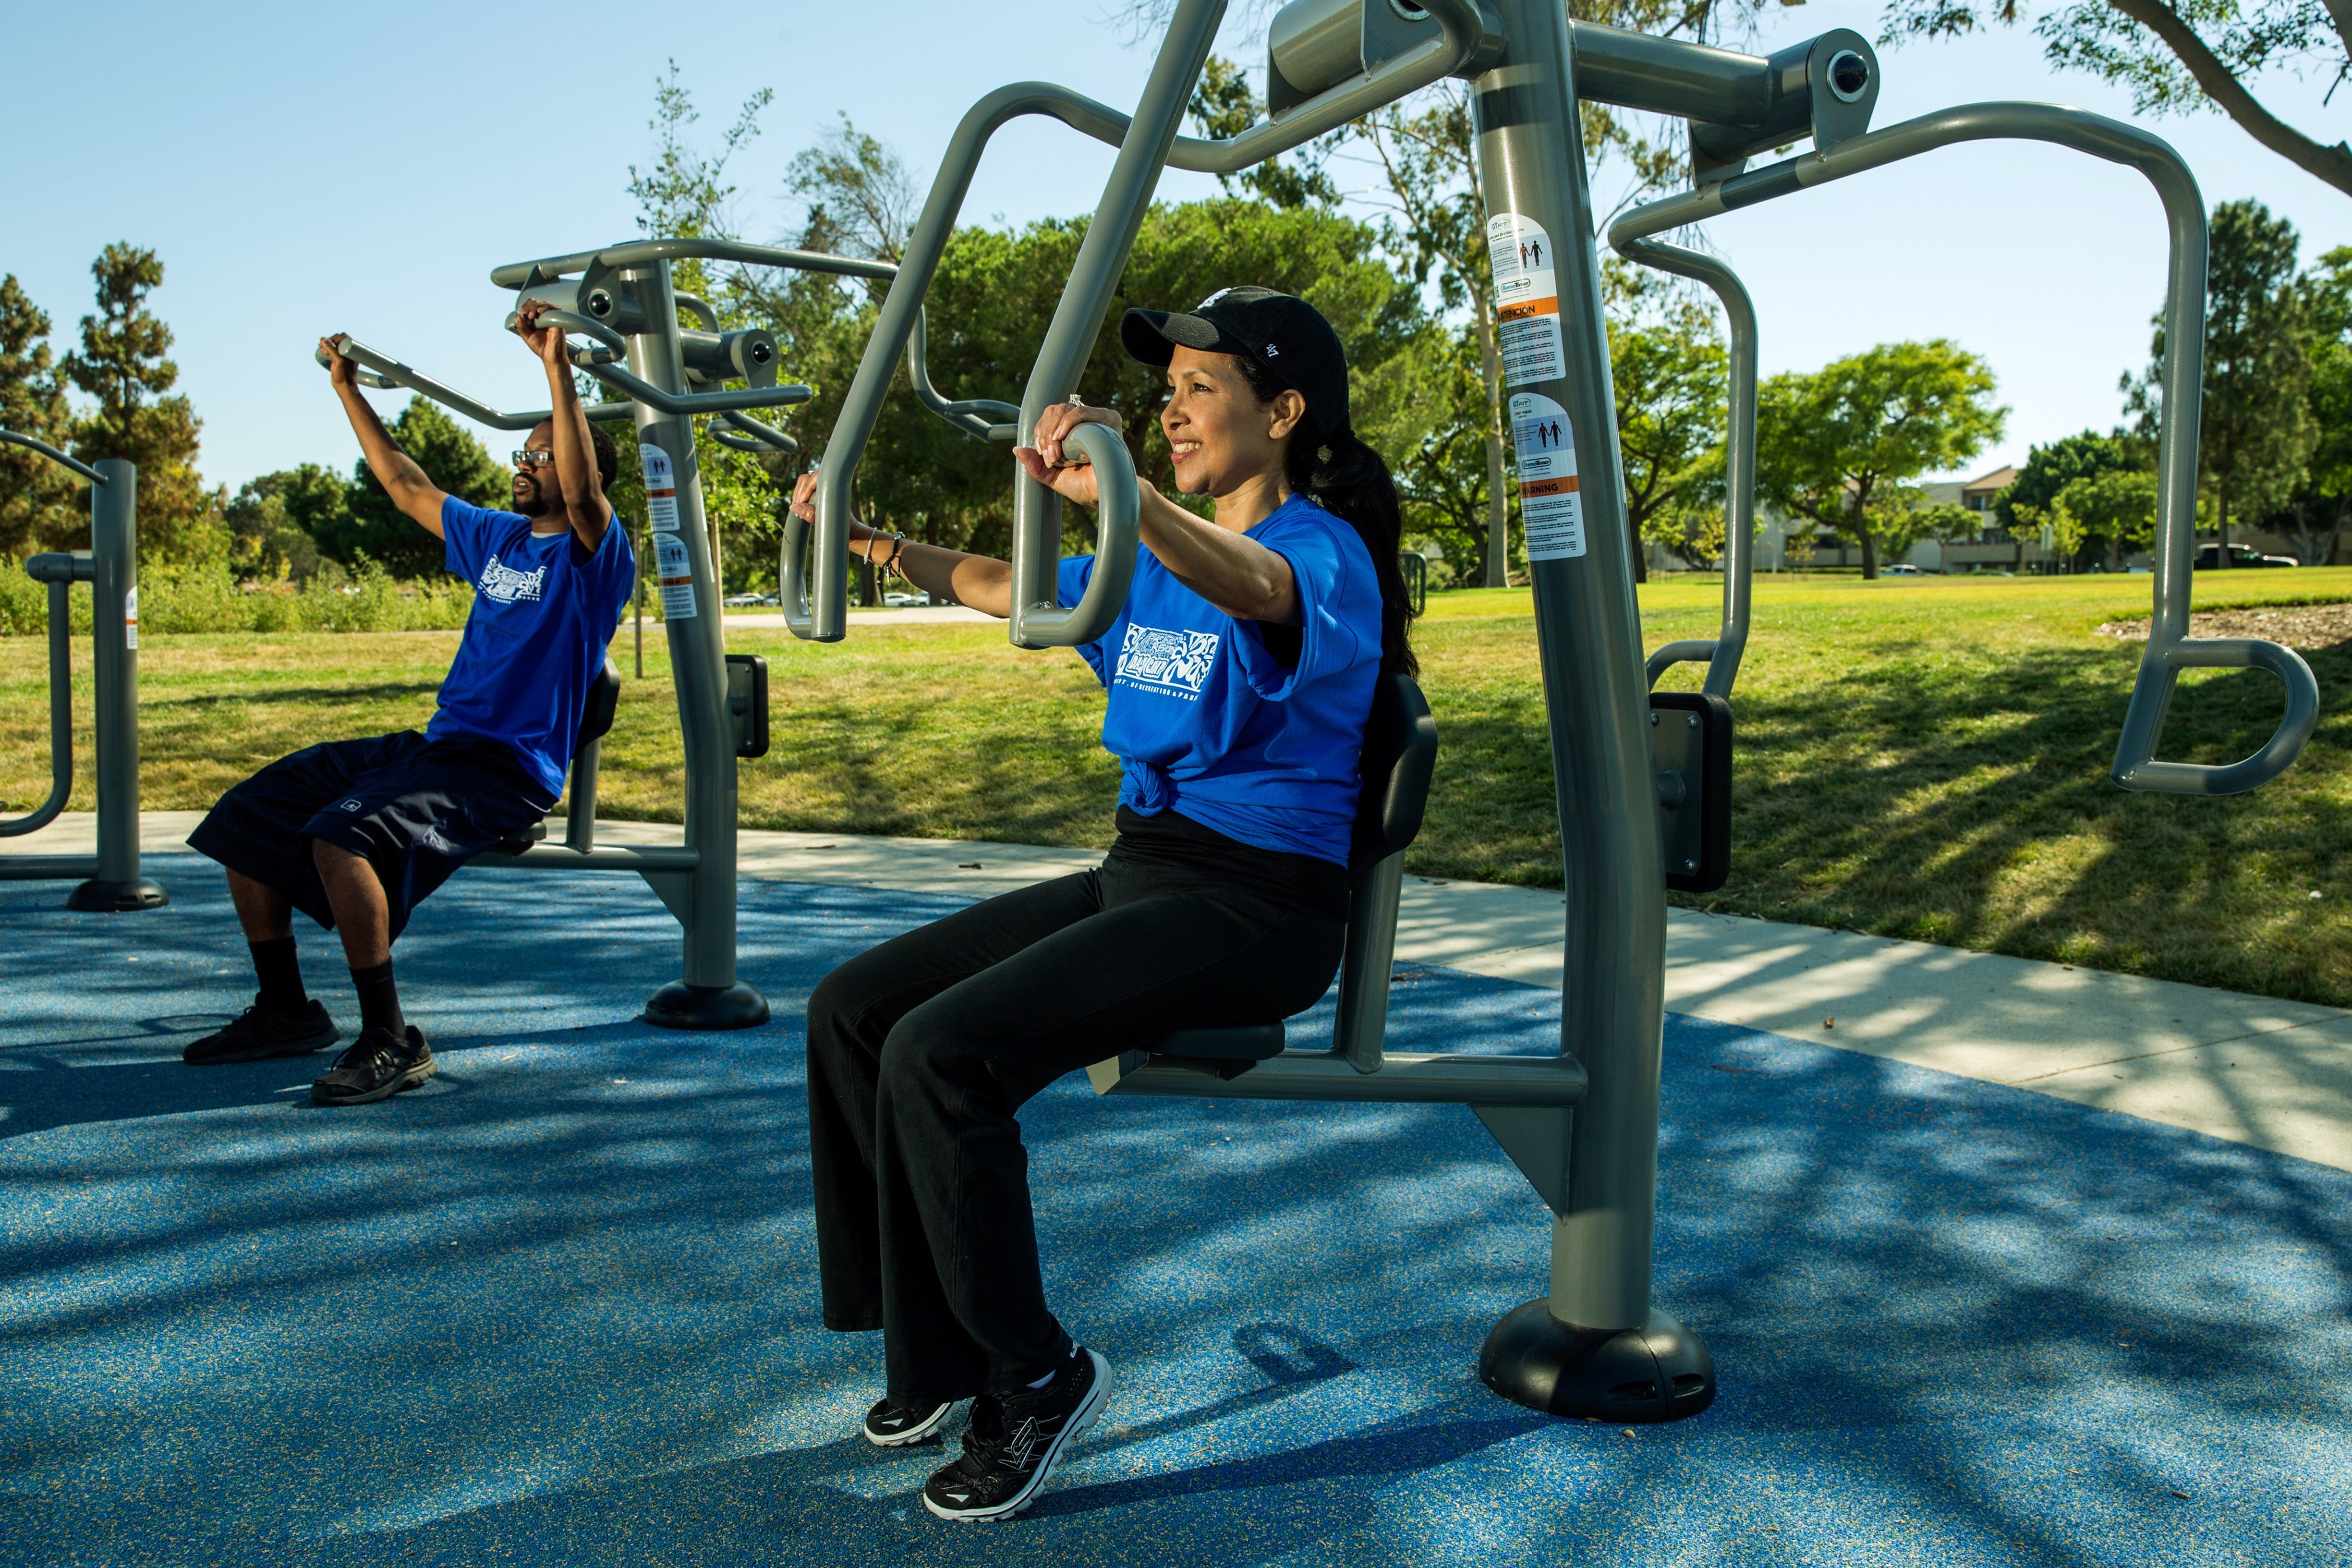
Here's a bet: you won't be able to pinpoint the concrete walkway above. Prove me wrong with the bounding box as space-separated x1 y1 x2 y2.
11 811 2346 1173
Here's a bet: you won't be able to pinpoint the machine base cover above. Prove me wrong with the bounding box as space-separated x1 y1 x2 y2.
1479 1300 1715 1424
67 877 170 912
643 980 771 1031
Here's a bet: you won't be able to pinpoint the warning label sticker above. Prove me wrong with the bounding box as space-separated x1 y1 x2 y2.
1509 392 1584 561
124 586 138 651
655 530 698 619
640 442 681 535
1487 212 1565 387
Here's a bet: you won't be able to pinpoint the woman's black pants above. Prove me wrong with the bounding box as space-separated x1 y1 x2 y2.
806 856 1345 1406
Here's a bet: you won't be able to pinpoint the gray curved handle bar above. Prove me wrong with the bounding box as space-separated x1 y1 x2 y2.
314 337 806 427
775 421 1140 645
711 410 799 457
1610 100 2319 796
1012 423 1140 648
0 428 107 486
794 0 1495 643
1616 239 1756 699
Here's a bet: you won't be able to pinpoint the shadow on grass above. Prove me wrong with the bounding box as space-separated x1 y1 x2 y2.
1415 633 2352 1003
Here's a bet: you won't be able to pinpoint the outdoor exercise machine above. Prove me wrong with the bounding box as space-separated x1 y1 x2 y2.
778 0 2323 1424
0 433 167 912
315 242 996 1026
1615 104 2319 796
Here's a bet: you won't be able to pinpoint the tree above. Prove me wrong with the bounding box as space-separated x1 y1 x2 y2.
1355 320 1501 581
625 63 786 595
224 464 349 583
2127 198 2313 565
321 398 506 577
1881 0 2352 201
61 244 218 564
1610 286 1730 581
0 275 77 559
2279 244 2352 560
1758 340 2007 578
1999 428 2148 566
1188 54 1342 210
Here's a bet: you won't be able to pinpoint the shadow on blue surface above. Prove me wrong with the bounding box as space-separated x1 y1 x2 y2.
2 854 2349 1567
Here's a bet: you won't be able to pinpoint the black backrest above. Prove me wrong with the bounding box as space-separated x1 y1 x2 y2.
1348 672 1439 879
579 657 623 746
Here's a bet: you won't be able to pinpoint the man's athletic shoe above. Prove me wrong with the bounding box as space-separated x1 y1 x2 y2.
183 999 340 1065
864 1397 956 1447
921 1345 1110 1522
310 1025 434 1106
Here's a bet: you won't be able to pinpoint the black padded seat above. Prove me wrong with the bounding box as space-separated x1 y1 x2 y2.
493 657 622 854
1135 672 1438 1066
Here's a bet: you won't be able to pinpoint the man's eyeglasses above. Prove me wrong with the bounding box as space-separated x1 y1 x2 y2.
512 450 555 469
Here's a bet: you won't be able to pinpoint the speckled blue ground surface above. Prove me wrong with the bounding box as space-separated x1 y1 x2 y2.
3 852 2349 1567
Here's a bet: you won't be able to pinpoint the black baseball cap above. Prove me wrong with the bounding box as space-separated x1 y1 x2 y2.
1120 286 1348 438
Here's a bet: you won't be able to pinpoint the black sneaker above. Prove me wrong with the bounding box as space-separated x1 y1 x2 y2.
863 1396 956 1447
310 1025 434 1107
183 998 340 1065
921 1345 1110 1522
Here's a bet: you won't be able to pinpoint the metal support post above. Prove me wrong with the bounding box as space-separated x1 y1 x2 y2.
71 460 166 911
625 260 767 1029
1468 0 1712 1422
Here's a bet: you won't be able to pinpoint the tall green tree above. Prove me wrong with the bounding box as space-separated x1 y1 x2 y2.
1610 285 1730 581
2128 198 2314 565
2000 429 2147 568
1882 0 2351 201
0 275 77 559
224 464 349 583
321 399 505 577
61 244 217 564
1758 339 2007 579
1354 320 1500 580
625 63 785 595
2281 244 2352 560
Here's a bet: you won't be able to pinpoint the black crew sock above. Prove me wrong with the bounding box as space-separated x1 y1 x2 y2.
350 960 405 1039
249 937 308 1017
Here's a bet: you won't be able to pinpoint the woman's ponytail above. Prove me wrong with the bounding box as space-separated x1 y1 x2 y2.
1287 424 1418 677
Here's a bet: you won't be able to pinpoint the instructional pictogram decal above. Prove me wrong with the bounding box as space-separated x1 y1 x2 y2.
655 530 698 619
1509 392 1584 561
1487 213 1565 387
640 442 681 535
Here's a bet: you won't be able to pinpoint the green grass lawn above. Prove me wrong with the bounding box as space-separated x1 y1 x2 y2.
5 568 2348 1005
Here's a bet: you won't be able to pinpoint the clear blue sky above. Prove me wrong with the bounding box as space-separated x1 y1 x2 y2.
3 0 2344 492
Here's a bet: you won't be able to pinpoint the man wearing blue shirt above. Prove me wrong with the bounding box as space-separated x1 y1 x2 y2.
182 302 635 1105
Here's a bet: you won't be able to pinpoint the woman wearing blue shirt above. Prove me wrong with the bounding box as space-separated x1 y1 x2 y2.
794 288 1417 1521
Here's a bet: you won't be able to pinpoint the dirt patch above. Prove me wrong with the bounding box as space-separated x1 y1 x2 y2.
2096 602 2352 649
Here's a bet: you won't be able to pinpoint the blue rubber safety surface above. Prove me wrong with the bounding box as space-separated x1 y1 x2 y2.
3 851 2349 1567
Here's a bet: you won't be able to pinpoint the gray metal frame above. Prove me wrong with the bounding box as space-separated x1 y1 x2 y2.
1610 101 2321 791
790 0 2324 1422
320 239 968 1026
0 434 166 910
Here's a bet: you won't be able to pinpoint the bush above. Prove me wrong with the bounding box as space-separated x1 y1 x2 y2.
0 557 474 635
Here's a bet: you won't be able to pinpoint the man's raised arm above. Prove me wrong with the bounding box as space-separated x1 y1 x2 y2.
320 335 448 538
515 301 612 554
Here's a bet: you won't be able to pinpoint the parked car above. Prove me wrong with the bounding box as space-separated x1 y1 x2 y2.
722 592 769 607
2195 544 2298 569
883 591 933 608
1881 563 1923 576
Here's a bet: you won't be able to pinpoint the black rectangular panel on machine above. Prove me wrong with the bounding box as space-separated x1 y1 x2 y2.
726 654 769 759
1649 692 1732 893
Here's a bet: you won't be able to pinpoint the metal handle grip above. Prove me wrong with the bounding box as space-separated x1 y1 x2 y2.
2111 634 2320 795
0 576 73 837
1010 423 1140 649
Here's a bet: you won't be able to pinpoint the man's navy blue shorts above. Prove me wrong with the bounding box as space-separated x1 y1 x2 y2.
188 730 553 940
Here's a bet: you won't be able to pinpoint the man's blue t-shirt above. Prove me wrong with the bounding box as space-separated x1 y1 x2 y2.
428 498 635 800
1057 492 1384 865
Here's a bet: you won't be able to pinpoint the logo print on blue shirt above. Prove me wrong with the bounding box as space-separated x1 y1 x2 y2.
1115 623 1219 696
478 553 547 604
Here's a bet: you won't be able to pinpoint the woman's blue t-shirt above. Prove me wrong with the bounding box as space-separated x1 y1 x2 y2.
1057 492 1383 865
427 498 636 800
